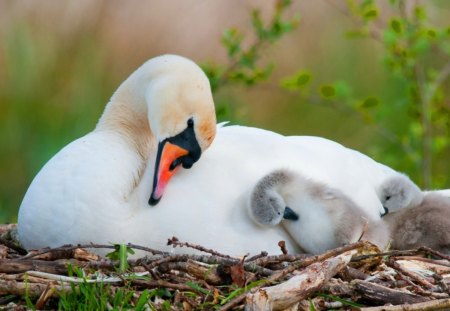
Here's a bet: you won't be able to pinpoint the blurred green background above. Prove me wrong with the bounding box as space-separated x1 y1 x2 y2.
1 0 449 223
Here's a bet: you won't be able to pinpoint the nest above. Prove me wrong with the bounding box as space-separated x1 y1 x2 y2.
1 224 450 310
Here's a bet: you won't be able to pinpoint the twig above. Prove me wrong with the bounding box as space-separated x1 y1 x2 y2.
419 246 450 261
20 244 114 260
131 279 206 294
126 243 169 256
0 279 72 298
278 241 288 255
20 243 168 261
358 297 450 311
248 253 310 266
25 271 149 284
0 236 27 255
387 258 436 289
167 236 237 259
353 280 430 305
246 251 268 262
394 256 450 268
352 249 421 262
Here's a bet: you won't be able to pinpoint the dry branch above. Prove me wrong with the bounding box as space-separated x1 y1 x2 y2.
358 297 450 311
218 241 365 311
0 279 72 298
353 280 431 305
245 250 355 311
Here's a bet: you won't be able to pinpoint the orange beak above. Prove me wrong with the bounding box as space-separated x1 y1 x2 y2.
149 141 189 205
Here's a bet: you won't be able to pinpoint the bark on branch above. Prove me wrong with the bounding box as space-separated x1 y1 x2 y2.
245 250 355 311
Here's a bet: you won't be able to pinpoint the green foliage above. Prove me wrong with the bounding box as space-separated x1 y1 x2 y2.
201 0 298 124
57 280 152 311
280 0 450 187
106 244 135 272
316 293 365 308
0 23 112 222
24 274 35 310
202 0 298 92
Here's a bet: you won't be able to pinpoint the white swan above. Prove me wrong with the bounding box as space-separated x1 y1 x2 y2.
248 169 389 254
18 54 402 256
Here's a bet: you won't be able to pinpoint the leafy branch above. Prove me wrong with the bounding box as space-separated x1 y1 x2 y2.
282 0 450 187
202 0 299 92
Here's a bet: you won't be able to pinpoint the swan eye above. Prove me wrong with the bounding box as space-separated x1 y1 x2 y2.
385 195 391 201
187 118 194 128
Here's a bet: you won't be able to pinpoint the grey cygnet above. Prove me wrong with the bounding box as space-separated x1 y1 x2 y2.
383 193 450 254
378 174 423 214
249 169 389 254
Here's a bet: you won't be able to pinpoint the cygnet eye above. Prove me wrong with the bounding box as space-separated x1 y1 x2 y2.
385 195 391 201
187 118 194 128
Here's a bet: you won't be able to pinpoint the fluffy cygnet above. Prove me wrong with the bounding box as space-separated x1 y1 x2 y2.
377 174 423 214
383 193 450 254
249 169 389 254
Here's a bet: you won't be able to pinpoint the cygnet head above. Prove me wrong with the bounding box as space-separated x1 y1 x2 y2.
378 174 423 215
101 55 216 205
249 170 299 226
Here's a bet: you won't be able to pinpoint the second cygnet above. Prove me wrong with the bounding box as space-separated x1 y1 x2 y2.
383 193 450 254
377 173 423 214
249 169 389 254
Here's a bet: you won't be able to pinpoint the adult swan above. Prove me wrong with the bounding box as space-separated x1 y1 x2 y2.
18 55 397 256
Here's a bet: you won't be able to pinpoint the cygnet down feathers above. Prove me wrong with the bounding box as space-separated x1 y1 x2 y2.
383 193 450 254
248 169 389 254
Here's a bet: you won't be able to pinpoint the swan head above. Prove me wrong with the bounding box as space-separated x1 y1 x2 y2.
143 55 216 205
109 55 216 205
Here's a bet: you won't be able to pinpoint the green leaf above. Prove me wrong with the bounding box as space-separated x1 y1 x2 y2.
427 29 436 38
320 85 336 98
390 19 402 34
186 281 211 295
363 8 378 20
316 293 365 308
135 289 151 311
414 6 426 21
296 72 311 86
361 97 379 108
334 80 352 98
281 70 312 90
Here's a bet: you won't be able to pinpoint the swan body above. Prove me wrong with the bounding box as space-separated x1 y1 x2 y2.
19 55 401 256
384 193 450 254
248 169 389 254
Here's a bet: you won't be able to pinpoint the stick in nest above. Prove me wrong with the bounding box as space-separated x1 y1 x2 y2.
167 236 238 259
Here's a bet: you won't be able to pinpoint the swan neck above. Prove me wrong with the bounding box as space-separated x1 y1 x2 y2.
96 67 159 158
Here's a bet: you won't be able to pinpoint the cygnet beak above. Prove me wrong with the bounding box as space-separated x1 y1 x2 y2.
283 206 299 221
381 206 389 217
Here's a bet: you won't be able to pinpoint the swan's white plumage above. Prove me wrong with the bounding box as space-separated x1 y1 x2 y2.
19 55 402 256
